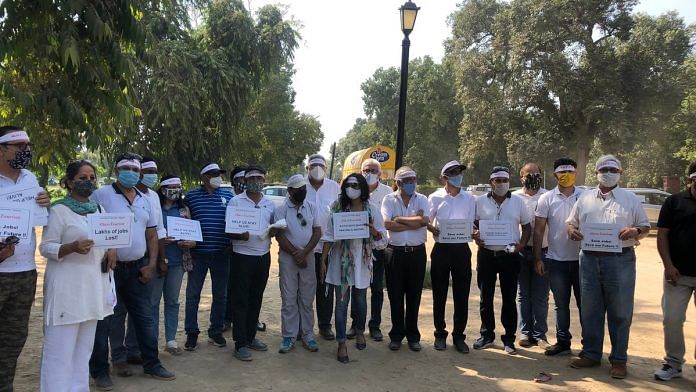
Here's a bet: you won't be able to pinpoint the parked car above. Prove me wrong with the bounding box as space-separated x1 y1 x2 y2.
263 185 287 208
466 184 491 196
625 188 670 228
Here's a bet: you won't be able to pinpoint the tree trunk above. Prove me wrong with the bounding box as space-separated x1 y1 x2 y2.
575 143 590 186
37 164 49 188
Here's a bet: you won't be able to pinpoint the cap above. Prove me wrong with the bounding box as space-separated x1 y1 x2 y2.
287 174 307 189
200 163 227 175
441 160 467 176
244 165 267 178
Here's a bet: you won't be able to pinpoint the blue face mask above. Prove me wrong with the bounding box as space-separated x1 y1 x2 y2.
402 182 417 195
447 174 463 188
118 170 140 189
140 173 158 189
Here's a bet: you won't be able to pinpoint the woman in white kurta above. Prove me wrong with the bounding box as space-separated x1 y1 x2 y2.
39 160 116 392
320 174 386 363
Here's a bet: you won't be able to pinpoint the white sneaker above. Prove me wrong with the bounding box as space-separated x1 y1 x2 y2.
504 344 517 355
654 364 682 381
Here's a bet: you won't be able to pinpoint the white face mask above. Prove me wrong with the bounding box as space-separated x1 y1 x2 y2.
209 176 223 189
364 173 379 186
309 166 325 181
493 182 509 196
346 187 361 200
597 172 620 188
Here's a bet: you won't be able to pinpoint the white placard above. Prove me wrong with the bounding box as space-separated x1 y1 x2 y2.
166 216 203 242
0 183 48 226
88 213 134 248
438 219 473 243
479 220 515 246
0 205 33 241
225 207 264 235
333 211 369 240
581 223 621 253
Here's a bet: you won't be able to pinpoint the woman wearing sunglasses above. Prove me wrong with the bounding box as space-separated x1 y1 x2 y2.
320 173 387 363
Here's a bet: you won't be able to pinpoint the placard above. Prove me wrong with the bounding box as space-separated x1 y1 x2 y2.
479 220 515 246
0 183 48 226
333 211 370 240
581 223 621 253
88 213 134 248
438 219 473 243
225 207 264 235
166 216 203 242
0 205 33 241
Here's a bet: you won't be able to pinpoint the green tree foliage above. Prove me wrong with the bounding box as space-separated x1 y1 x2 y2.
446 0 693 185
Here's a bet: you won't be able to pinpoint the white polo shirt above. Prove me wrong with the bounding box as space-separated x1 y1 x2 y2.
566 186 649 248
228 191 275 256
536 187 584 261
369 182 393 250
306 178 340 253
0 169 39 273
381 191 429 246
142 188 166 240
275 198 319 251
428 189 476 243
476 192 532 251
512 188 549 248
91 183 157 262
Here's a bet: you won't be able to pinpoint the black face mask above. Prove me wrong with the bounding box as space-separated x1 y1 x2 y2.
8 150 32 170
234 183 246 194
523 173 542 190
72 180 97 197
290 189 307 204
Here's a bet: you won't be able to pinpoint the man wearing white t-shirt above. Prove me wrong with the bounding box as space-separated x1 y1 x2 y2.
0 125 51 391
473 166 531 355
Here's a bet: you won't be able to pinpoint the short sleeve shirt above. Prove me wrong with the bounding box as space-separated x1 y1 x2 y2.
657 190 696 276
475 192 532 251
0 169 39 273
185 187 234 254
228 191 275 256
512 188 548 248
275 198 319 251
428 190 476 243
535 187 584 261
306 178 341 253
381 191 429 246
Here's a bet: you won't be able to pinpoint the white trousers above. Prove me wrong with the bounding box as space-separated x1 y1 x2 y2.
279 252 316 340
40 320 98 392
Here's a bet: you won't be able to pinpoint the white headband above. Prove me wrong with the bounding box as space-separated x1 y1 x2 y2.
245 169 264 178
346 177 358 184
554 165 576 173
117 159 140 168
0 131 29 144
395 170 416 180
200 163 221 175
233 171 245 179
141 161 157 170
160 177 181 186
308 157 326 166
490 171 510 180
689 172 696 179
597 160 620 170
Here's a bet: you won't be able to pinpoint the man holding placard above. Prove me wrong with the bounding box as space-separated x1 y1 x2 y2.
0 125 51 391
427 160 475 353
226 165 277 361
473 166 531 355
89 153 175 385
566 155 649 379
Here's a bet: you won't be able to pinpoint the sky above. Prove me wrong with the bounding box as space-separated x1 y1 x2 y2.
247 0 696 157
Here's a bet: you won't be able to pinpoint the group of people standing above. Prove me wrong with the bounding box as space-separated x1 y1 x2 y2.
0 124 695 392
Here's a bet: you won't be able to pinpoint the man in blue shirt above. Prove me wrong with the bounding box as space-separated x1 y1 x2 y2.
184 162 234 351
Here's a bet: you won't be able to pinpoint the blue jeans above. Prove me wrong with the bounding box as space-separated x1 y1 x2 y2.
517 247 549 341
185 253 230 337
334 285 366 343
579 249 636 363
547 259 581 345
91 259 162 373
151 265 185 342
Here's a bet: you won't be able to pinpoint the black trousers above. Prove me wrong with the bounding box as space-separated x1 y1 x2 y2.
477 248 521 345
230 252 270 350
386 245 427 343
430 243 472 341
315 252 334 330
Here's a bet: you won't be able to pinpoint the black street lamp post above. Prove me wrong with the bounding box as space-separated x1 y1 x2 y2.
395 0 419 170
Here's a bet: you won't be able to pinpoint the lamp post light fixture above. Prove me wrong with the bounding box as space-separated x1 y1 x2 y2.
395 0 419 170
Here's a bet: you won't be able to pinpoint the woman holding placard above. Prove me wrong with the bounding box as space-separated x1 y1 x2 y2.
39 160 116 392
320 173 387 363
152 175 196 355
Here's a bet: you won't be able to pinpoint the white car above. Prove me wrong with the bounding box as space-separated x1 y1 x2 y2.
262 185 288 208
625 188 671 227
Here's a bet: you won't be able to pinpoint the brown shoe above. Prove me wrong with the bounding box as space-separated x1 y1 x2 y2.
518 338 537 348
610 363 627 379
113 362 133 377
570 356 601 369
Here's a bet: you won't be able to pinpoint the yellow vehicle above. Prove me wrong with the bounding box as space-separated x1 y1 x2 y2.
342 145 396 181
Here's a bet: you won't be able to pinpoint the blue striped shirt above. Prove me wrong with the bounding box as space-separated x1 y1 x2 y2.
185 187 234 254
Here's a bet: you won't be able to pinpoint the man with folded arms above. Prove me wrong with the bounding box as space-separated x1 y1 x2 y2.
566 154 649 379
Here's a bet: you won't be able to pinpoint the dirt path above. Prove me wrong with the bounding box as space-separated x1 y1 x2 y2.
14 234 696 391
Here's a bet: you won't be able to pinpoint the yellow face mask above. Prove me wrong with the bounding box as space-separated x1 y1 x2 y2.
557 173 576 188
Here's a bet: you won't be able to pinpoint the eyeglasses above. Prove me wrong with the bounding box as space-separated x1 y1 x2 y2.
492 178 509 183
362 168 379 174
296 212 307 226
346 183 360 189
1 142 32 151
598 168 620 174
